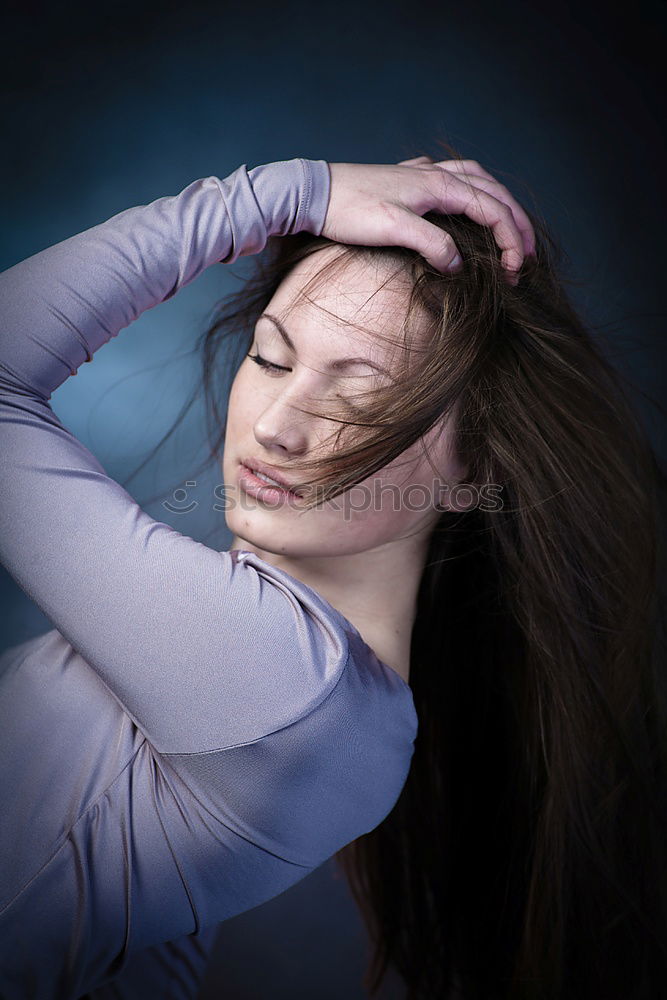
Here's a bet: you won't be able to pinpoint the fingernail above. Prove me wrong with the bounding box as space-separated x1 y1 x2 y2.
448 253 462 272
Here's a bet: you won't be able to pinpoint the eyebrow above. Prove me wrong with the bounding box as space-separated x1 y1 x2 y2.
257 313 391 376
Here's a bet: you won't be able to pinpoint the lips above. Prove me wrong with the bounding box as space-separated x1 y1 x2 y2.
240 458 303 497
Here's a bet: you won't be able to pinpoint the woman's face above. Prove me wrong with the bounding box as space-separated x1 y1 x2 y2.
222 245 465 559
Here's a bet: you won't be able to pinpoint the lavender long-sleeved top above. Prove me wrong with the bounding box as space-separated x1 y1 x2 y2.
0 158 418 999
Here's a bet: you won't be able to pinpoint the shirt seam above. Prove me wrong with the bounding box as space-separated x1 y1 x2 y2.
160 645 353 758
0 740 147 917
293 158 313 234
149 752 315 871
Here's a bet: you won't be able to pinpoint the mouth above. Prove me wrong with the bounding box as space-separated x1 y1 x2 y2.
238 461 304 503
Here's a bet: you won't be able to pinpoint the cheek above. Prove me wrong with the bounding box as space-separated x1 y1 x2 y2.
225 369 255 436
222 371 255 475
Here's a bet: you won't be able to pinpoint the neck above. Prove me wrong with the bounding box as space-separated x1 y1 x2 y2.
229 534 431 685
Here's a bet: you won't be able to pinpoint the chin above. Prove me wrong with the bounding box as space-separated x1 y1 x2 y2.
226 516 336 561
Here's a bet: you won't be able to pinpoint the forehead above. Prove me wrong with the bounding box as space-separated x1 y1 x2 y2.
263 245 429 363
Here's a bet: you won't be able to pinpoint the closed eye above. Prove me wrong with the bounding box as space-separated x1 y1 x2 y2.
246 351 291 375
247 349 369 419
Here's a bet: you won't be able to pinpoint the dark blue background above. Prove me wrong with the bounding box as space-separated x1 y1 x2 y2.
1 1 665 995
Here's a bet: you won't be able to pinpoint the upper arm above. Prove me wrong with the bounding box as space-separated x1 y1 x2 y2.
160 626 419 869
0 392 349 753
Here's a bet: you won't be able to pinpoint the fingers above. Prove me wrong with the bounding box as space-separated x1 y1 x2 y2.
383 203 463 274
324 158 533 283
397 154 536 277
424 167 525 280
436 159 536 257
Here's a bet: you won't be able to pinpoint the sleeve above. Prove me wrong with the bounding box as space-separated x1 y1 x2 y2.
0 157 336 754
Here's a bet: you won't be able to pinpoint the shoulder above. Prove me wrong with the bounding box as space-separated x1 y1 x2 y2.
228 547 417 741
166 552 419 866
219 550 354 744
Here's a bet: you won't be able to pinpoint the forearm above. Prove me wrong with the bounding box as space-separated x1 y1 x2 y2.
0 158 330 400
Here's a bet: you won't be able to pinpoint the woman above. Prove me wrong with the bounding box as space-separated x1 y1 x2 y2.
0 148 664 999
184 152 667 999
0 152 528 997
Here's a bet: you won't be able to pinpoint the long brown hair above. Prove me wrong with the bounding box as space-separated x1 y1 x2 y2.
126 145 667 997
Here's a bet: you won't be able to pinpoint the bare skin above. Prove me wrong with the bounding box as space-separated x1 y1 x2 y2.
224 247 456 683
223 156 535 683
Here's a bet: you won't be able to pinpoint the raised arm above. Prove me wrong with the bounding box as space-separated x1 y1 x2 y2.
0 153 530 755
0 158 343 754
0 160 328 398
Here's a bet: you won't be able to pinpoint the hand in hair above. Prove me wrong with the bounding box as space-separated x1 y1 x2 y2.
321 155 535 285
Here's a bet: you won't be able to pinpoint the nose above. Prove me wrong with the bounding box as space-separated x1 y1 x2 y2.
253 389 312 456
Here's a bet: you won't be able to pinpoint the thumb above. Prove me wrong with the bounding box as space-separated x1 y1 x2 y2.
396 155 435 166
